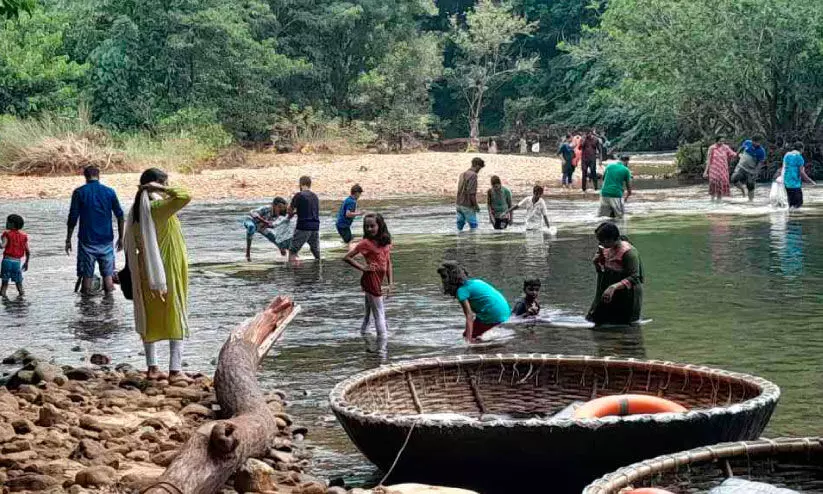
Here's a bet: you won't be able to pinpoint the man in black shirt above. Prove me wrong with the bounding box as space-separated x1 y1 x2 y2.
288 175 321 263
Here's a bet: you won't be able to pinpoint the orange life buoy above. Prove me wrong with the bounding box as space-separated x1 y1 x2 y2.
626 489 675 494
573 394 687 419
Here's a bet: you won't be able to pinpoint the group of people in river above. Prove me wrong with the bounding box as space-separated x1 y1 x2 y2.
6 130 814 370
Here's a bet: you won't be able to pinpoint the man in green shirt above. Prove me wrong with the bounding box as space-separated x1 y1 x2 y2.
599 155 632 219
486 175 513 229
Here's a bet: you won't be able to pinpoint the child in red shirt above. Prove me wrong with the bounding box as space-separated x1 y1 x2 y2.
1 214 30 297
344 213 393 359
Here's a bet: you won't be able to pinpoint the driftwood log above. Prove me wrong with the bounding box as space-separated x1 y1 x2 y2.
144 296 300 494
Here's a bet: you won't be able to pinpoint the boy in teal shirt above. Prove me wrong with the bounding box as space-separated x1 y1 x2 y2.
599 155 632 219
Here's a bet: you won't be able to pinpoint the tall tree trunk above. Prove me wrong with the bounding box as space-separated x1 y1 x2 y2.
469 116 480 150
143 296 300 494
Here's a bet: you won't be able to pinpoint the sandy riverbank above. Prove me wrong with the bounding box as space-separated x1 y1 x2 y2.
0 152 676 201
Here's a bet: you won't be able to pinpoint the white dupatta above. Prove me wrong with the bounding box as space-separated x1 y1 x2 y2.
125 191 167 337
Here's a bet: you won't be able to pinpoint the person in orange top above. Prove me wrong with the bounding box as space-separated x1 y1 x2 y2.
1 214 30 297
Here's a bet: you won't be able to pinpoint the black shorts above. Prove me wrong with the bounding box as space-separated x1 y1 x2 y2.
493 218 510 230
337 226 353 243
786 188 803 208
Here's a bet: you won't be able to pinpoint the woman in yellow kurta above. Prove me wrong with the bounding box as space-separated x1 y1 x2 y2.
125 168 192 380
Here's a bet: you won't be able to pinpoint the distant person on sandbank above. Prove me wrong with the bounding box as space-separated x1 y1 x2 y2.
66 166 125 294
581 130 601 192
557 134 575 189
599 155 632 219
586 222 644 327
456 157 485 231
125 168 192 381
703 136 737 201
486 175 513 230
732 136 767 201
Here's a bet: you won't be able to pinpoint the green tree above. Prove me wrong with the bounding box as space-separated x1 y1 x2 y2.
0 7 87 116
352 33 442 147
572 0 823 146
0 0 35 19
445 0 537 147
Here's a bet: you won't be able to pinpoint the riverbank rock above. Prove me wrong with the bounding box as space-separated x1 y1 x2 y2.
0 358 310 494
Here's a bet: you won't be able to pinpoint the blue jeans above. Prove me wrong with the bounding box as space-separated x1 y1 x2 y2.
456 206 478 230
77 242 114 278
337 226 353 243
1 258 23 284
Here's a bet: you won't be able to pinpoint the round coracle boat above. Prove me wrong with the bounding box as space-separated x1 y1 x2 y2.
583 437 823 493
329 354 780 493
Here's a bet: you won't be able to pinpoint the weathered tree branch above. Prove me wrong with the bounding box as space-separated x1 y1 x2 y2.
144 296 300 494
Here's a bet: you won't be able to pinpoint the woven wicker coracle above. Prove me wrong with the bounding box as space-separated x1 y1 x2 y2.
329 354 780 493
584 437 823 493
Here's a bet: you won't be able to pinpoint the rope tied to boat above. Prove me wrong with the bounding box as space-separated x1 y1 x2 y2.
378 419 420 487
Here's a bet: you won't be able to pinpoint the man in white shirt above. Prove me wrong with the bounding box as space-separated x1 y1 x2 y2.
506 185 551 230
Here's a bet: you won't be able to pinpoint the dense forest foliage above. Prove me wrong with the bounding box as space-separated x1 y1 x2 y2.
2 0 823 156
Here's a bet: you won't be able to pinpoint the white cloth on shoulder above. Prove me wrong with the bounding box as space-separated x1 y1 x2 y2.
125 191 166 338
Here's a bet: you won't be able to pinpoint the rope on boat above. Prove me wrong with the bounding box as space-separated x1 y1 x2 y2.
378 419 419 487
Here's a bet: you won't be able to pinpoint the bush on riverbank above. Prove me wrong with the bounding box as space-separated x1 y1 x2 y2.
0 111 235 176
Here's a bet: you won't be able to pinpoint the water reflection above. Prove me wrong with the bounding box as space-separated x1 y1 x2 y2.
1 296 30 319
708 217 735 274
70 294 122 341
770 214 804 278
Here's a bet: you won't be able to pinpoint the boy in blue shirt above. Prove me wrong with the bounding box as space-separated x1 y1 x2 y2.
731 136 767 201
336 184 364 244
781 142 816 209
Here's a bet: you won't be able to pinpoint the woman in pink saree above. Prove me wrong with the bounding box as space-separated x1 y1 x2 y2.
703 136 737 200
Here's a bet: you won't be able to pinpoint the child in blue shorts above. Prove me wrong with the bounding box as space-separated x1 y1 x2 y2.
244 197 293 262
437 261 509 343
1 214 30 297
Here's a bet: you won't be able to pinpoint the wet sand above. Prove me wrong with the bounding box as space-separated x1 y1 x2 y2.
1 152 675 201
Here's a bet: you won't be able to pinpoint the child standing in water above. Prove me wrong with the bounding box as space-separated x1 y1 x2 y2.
506 185 551 231
512 278 541 317
1 214 30 297
437 261 509 343
244 197 292 261
344 213 393 359
336 184 364 244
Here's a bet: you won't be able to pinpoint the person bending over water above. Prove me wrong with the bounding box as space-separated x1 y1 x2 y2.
344 213 393 359
125 168 192 381
731 136 767 201
586 223 644 326
244 197 292 261
512 278 541 317
437 261 509 343
487 175 513 229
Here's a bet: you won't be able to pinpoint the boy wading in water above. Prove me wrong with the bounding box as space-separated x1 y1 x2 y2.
1 214 30 297
244 197 292 261
456 157 485 231
336 184 364 244
344 213 393 359
512 278 541 317
731 136 767 201
288 176 321 264
438 261 509 343
506 185 551 231
486 175 513 230
599 155 632 219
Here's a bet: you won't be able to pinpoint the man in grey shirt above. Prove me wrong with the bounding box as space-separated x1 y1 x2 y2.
456 157 485 231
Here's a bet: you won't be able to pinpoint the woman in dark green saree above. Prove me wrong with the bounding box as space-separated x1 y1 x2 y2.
586 223 644 326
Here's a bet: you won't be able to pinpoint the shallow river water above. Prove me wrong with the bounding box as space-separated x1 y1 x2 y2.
1 183 822 487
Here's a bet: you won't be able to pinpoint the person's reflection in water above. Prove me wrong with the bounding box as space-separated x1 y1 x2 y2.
71 293 119 341
770 215 804 278
1 295 29 319
591 326 646 359
707 217 734 274
291 260 323 286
